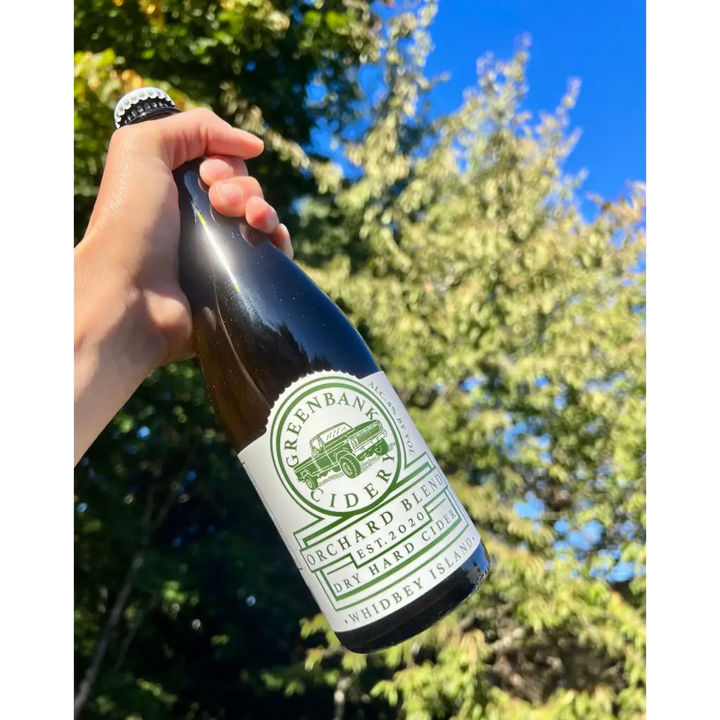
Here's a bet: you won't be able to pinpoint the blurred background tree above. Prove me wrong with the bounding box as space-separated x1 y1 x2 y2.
74 0 382 239
74 2 645 719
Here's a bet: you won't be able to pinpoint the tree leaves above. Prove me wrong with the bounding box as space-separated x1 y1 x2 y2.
291 3 646 717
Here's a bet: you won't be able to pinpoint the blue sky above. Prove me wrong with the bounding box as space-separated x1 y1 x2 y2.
313 0 645 217
423 0 645 210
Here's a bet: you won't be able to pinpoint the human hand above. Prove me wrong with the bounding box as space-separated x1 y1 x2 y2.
74 108 291 464
77 107 292 368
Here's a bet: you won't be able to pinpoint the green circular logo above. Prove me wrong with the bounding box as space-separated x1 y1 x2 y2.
270 375 402 517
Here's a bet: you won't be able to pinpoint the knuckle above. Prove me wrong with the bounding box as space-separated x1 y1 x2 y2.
188 107 220 128
108 124 151 159
109 124 139 149
187 106 212 119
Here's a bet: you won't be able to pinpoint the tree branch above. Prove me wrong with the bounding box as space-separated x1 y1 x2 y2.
74 550 145 718
74 441 199 717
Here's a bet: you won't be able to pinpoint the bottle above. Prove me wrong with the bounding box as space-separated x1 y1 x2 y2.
114 87 490 653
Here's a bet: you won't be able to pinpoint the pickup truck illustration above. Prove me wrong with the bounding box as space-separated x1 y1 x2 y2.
294 420 389 490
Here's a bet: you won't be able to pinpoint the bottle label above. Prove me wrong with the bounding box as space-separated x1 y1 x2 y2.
238 370 482 632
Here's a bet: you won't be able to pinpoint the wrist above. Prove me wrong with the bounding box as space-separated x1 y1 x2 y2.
74 238 167 380
74 239 167 458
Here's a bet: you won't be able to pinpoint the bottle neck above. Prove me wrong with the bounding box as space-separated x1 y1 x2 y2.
121 105 180 128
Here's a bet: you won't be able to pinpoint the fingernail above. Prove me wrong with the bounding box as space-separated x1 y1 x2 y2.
215 181 243 205
278 224 294 259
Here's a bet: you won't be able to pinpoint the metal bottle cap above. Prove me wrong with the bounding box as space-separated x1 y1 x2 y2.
114 87 176 129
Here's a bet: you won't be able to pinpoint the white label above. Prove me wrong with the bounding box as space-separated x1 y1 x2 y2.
238 370 482 632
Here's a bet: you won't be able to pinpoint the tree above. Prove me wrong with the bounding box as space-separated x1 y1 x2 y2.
75 2 646 719
74 0 383 239
281 4 646 719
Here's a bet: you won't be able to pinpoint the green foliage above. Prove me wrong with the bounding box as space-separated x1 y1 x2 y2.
293 6 645 718
75 1 645 718
74 0 381 239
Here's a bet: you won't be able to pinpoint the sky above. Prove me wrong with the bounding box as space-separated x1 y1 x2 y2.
423 0 645 211
407 1 645 578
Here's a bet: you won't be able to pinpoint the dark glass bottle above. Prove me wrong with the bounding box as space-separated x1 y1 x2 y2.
114 88 490 653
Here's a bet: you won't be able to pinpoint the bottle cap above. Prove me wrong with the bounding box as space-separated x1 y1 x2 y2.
114 87 176 129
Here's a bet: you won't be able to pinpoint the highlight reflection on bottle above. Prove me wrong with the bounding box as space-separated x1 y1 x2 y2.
114 88 490 653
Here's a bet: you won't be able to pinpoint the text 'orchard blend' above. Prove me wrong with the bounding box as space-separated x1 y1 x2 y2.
114 88 490 653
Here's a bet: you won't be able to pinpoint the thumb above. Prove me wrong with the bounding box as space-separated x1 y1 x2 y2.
119 107 265 169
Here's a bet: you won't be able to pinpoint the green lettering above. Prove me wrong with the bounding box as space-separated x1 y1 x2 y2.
376 469 392 484
364 483 378 500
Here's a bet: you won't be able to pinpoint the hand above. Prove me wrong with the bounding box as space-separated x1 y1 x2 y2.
78 107 292 365
74 108 291 464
